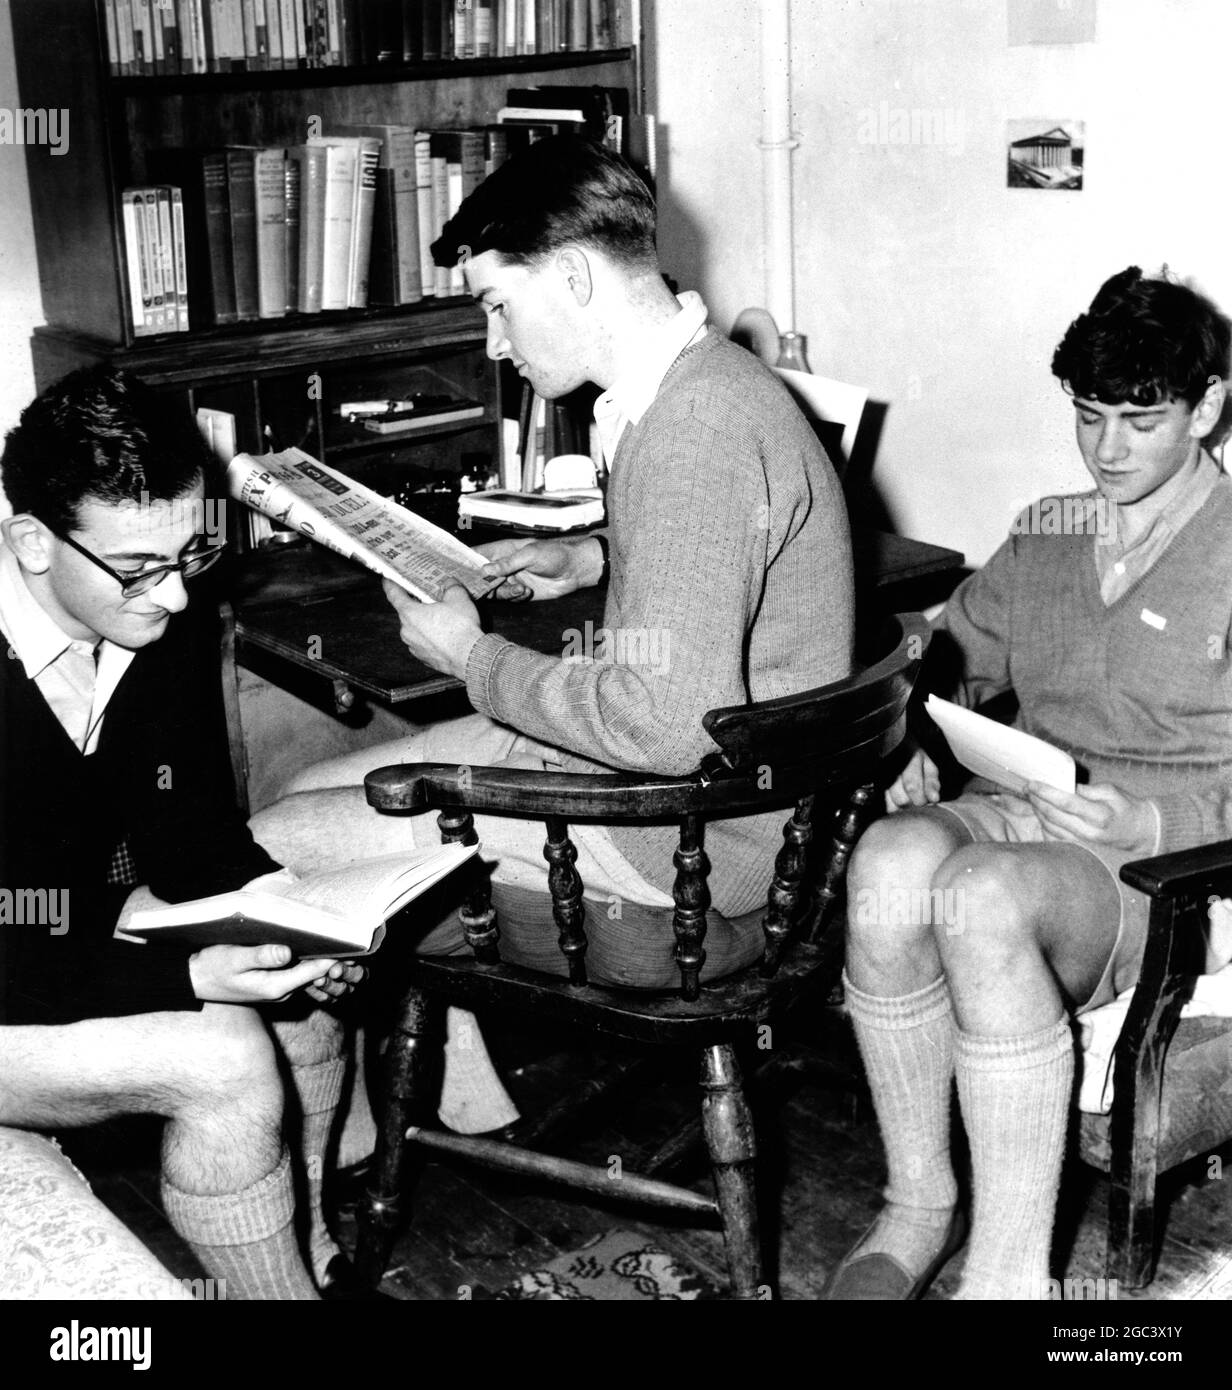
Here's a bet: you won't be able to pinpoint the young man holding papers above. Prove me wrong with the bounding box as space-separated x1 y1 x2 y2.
827 267 1232 1301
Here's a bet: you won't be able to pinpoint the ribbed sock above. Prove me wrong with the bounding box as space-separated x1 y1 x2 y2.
953 1017 1074 1300
843 972 960 1274
291 1055 346 1283
161 1149 318 1301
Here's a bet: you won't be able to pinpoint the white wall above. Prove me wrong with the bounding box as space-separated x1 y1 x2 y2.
650 0 1232 564
0 1 42 518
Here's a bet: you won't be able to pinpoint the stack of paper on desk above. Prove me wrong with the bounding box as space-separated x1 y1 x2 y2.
925 695 1076 795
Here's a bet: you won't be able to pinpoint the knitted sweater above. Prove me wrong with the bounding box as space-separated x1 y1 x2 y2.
937 475 1232 854
466 330 855 914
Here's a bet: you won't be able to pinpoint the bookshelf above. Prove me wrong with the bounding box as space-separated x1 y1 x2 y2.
10 0 640 523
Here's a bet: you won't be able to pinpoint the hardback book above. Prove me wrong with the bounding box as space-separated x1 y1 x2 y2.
120 189 156 337
139 189 170 331
458 488 604 531
361 399 485 432
291 143 327 312
253 147 288 318
283 153 301 312
156 149 239 324
924 695 1077 796
312 138 359 310
169 186 190 330
228 446 497 602
225 147 260 320
338 124 423 306
124 844 479 958
412 130 436 298
453 0 473 57
153 187 179 332
347 136 381 307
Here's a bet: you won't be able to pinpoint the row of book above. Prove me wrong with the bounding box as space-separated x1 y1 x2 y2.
125 86 630 333
103 0 630 76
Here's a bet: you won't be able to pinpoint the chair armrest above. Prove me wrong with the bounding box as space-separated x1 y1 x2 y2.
1119 837 1232 901
364 761 769 820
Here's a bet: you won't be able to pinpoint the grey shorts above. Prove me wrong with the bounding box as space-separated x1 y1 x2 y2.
927 790 1152 1015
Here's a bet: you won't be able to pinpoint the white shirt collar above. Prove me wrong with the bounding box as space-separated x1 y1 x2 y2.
0 538 84 680
593 291 710 469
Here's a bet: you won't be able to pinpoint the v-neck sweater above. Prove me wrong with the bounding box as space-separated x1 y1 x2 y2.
937 473 1232 853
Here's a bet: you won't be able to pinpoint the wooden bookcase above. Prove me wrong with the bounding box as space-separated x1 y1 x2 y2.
10 0 639 521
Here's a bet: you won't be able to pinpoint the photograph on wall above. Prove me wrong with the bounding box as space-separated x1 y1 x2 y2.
1006 119 1085 190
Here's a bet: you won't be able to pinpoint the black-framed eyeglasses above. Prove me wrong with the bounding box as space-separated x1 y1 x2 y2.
56 531 225 596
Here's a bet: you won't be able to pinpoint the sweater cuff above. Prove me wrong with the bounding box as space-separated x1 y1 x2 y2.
1153 794 1203 855
465 632 517 723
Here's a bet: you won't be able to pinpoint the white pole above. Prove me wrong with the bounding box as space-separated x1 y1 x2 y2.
758 0 796 332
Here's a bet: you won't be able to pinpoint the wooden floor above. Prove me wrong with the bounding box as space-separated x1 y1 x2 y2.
64 1006 1232 1304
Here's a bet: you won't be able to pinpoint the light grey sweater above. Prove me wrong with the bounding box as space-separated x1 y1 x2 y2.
466 330 855 914
938 475 1232 854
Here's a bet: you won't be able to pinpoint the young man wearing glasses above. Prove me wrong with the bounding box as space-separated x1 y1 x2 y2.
0 364 364 1299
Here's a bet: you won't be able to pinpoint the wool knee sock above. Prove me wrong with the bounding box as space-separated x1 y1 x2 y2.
953 1018 1074 1300
161 1149 318 1301
291 1055 346 1283
843 972 959 1272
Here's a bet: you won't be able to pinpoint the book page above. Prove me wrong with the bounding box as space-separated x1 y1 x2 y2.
925 695 1076 795
228 447 495 602
282 844 478 919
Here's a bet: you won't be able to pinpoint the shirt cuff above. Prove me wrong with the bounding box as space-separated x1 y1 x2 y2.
465 631 516 723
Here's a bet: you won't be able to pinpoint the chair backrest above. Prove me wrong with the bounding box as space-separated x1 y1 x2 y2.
774 367 868 474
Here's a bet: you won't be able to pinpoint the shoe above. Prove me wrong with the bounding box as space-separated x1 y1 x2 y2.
318 1252 400 1303
822 1207 967 1300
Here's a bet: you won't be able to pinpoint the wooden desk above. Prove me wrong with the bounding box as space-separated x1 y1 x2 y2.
229 528 964 713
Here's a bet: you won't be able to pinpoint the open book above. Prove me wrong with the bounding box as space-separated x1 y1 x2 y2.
123 843 478 958
925 695 1076 795
227 447 496 603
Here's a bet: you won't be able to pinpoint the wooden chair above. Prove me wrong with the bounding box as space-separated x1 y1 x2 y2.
351 613 930 1298
1078 841 1232 1287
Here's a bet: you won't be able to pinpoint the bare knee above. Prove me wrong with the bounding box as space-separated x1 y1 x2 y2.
932 847 1039 967
162 1005 283 1121
848 811 967 959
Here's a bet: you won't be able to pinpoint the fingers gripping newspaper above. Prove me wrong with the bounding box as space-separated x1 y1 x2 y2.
227 447 495 602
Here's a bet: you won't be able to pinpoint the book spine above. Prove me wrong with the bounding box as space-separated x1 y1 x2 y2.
160 0 182 69
170 186 190 330
225 148 260 320
294 145 326 312
317 141 357 309
114 0 136 74
453 0 472 58
518 0 534 55
421 0 442 60
254 148 288 318
155 186 178 332
413 130 435 298
324 0 342 63
140 189 168 329
400 0 422 59
121 190 152 337
200 153 238 321
224 0 245 68
240 0 258 67
567 0 585 49
208 0 229 69
348 138 381 307
104 0 121 74
283 153 300 311
473 0 492 56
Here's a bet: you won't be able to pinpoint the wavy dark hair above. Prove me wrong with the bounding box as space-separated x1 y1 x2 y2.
431 134 657 271
1052 266 1231 406
1 364 210 533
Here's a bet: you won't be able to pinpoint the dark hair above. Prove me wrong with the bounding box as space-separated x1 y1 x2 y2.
1 364 210 533
1051 266 1231 407
431 134 658 271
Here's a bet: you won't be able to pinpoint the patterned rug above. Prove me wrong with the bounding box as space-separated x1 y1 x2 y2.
490 1230 716 1301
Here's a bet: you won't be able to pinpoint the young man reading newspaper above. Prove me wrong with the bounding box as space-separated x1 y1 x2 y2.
259 135 855 987
0 365 368 1300
826 266 1232 1301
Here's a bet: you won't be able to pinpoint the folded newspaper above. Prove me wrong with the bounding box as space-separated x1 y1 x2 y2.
227 448 494 603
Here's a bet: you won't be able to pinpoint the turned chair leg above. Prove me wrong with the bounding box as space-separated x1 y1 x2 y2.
354 986 442 1289
700 1042 765 1299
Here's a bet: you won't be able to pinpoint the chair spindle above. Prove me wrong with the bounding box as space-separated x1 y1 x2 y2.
807 783 875 944
672 813 710 1000
760 794 815 977
544 816 588 985
437 808 500 963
